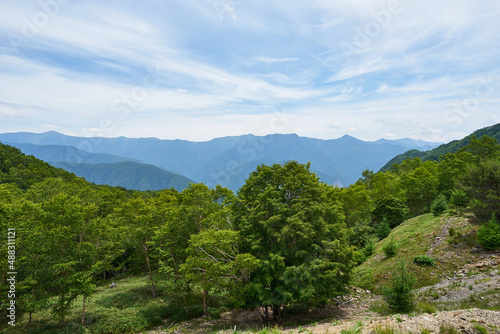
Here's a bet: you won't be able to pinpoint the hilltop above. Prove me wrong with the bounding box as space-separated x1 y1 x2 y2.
380 123 500 171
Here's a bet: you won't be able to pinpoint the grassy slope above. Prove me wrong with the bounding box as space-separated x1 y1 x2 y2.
7 276 198 334
352 213 481 291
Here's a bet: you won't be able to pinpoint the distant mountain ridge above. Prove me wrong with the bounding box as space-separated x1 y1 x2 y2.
50 161 194 192
0 131 442 190
380 123 500 171
2 142 144 165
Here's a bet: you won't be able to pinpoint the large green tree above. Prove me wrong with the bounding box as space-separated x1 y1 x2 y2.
233 161 356 318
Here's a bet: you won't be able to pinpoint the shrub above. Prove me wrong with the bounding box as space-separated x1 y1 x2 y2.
477 214 500 250
90 308 149 334
362 239 375 258
413 255 436 267
431 194 448 216
383 237 398 258
449 189 469 208
381 261 416 312
376 220 392 240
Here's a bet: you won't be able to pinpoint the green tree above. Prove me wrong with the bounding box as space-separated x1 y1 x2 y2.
375 220 391 240
372 195 407 228
460 158 500 222
381 261 416 312
180 229 258 315
233 161 356 318
399 161 439 216
431 194 448 216
457 135 500 160
477 215 500 250
114 196 163 297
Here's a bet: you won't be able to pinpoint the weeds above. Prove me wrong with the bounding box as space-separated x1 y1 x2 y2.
340 321 363 334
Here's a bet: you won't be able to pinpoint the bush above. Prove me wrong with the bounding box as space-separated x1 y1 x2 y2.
376 220 392 240
362 239 375 258
382 237 398 258
477 214 500 250
449 189 469 208
90 308 149 334
431 194 448 216
413 255 436 267
373 195 408 228
381 261 416 312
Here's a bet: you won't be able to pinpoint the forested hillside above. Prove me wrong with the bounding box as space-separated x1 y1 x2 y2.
380 123 500 171
0 132 499 333
50 161 194 191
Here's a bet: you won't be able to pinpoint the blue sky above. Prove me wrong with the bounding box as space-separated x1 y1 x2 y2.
0 0 499 142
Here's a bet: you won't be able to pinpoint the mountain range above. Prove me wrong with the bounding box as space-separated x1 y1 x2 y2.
0 131 442 191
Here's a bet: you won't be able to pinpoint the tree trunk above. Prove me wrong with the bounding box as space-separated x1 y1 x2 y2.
151 282 156 298
202 275 208 316
29 312 32 327
143 244 156 298
272 304 280 320
264 306 269 321
81 295 86 326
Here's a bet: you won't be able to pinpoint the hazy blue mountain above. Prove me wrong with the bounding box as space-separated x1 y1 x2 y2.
50 161 194 192
0 131 442 190
2 142 144 164
380 123 500 171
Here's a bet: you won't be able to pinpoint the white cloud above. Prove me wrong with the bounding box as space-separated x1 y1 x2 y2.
0 0 499 142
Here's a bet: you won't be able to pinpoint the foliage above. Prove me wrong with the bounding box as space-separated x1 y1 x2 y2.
477 215 500 250
380 123 500 171
460 158 500 222
233 161 356 314
382 237 398 258
413 255 436 267
375 220 392 239
431 194 448 216
51 161 193 191
381 261 416 312
0 143 76 189
372 195 408 227
449 189 469 208
361 239 375 258
180 229 258 315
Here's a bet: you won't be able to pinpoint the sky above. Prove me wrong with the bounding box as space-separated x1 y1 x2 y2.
0 0 499 143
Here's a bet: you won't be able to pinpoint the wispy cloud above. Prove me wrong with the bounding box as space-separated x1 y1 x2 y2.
0 0 498 141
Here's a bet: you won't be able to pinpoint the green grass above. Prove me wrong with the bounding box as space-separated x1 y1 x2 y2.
3 275 210 334
352 214 477 291
340 321 363 334
439 323 458 334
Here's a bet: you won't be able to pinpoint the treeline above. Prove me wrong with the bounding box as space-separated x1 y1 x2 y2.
0 135 499 331
380 122 500 170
